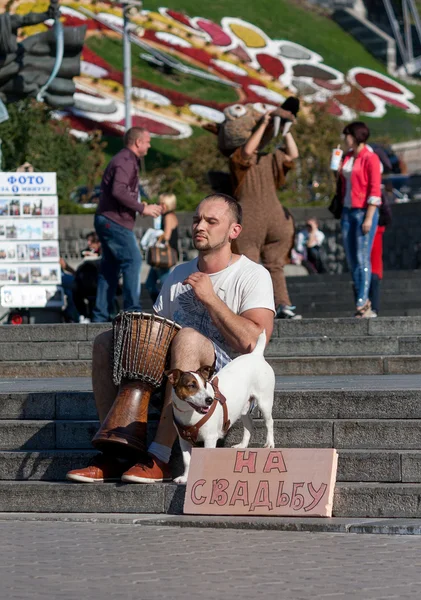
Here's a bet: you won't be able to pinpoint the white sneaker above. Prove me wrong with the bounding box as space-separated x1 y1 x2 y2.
79 316 91 323
276 305 302 320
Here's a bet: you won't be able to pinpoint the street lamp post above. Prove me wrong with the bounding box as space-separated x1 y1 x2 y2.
121 0 143 131
123 3 133 131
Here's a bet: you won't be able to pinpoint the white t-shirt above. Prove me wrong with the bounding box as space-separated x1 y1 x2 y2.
342 156 354 209
154 255 275 353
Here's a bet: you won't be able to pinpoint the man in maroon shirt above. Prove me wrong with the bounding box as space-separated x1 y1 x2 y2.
92 127 162 322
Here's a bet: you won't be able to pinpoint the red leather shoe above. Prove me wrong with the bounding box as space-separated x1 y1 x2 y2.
66 454 131 483
121 455 172 483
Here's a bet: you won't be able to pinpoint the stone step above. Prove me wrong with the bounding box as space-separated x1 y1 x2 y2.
0 360 92 378
288 279 421 293
294 300 421 313
289 287 421 300
267 335 421 357
273 389 421 420
270 355 421 376
2 354 421 377
2 334 421 364
3 387 421 421
273 317 421 338
334 483 421 518
3 418 421 451
1 481 421 518
0 341 94 362
0 323 110 343
0 391 97 420
288 270 421 282
291 309 421 319
0 449 418 483
0 420 99 450
288 271 421 283
294 300 421 312
17 333 421 361
0 317 420 347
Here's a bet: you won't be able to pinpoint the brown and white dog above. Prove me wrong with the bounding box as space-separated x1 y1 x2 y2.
166 331 275 484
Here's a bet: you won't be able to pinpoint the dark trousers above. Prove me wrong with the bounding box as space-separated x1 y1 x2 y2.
92 214 142 322
307 246 326 274
369 274 381 313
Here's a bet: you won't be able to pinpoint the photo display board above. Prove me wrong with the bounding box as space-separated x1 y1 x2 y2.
0 173 63 308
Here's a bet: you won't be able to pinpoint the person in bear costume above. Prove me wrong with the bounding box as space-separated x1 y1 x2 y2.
205 98 300 319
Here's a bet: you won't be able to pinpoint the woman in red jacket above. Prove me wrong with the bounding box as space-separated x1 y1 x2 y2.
339 122 381 317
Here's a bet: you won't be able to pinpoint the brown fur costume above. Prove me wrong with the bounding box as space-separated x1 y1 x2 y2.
206 102 296 307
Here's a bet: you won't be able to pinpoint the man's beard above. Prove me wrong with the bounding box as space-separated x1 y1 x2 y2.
193 234 230 252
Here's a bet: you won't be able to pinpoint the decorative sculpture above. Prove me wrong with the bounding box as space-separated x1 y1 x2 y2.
204 99 301 317
0 0 86 108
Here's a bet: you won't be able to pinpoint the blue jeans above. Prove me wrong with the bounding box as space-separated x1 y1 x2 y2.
92 214 142 322
341 207 379 308
145 266 170 303
61 272 79 322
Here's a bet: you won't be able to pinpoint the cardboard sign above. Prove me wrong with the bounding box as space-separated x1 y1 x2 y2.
0 173 57 195
184 448 338 517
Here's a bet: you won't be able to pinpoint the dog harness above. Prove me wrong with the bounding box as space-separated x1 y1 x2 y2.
173 376 231 447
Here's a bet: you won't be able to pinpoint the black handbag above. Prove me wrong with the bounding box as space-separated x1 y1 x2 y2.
328 177 343 219
379 192 392 227
147 242 177 269
328 194 343 219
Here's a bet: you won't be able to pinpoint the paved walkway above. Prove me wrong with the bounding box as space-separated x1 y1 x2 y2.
1 520 421 599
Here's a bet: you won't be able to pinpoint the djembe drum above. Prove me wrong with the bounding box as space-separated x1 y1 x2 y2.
92 312 180 457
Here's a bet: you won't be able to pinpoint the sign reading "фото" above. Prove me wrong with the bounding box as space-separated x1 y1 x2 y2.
0 173 57 195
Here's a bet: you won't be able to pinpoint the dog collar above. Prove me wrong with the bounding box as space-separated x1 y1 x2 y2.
173 377 230 446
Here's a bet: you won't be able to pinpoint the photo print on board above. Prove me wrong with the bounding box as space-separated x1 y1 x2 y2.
7 244 16 260
7 268 17 283
6 224 17 239
8 199 20 216
28 243 40 261
17 244 28 261
18 266 30 284
42 220 56 240
41 198 57 217
0 200 8 216
41 242 59 260
30 267 42 284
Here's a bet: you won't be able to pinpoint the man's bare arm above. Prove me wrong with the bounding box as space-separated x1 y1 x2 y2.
183 272 274 353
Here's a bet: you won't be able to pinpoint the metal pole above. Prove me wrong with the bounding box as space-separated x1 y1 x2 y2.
403 0 414 63
383 0 409 68
123 4 132 131
407 0 421 45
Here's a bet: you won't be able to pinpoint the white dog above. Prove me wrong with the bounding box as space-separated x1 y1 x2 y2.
166 331 275 484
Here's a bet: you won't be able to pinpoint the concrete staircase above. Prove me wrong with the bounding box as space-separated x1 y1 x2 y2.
1 374 421 517
288 271 421 319
1 318 421 518
3 317 421 377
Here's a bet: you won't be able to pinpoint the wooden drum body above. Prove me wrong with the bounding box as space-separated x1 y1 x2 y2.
92 312 180 457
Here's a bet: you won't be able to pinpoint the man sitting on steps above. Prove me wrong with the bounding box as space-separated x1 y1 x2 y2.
66 193 276 484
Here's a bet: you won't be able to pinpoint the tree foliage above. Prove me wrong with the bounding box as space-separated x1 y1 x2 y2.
0 100 106 213
149 132 228 210
0 99 345 213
